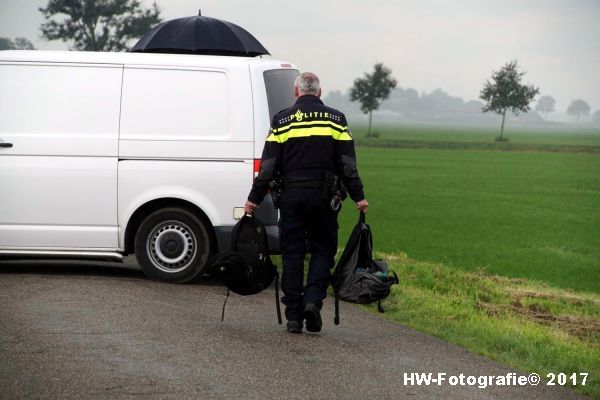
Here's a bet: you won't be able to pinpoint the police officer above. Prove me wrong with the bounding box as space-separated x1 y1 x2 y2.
245 72 368 333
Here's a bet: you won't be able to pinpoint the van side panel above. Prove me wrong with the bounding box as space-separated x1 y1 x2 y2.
0 63 121 249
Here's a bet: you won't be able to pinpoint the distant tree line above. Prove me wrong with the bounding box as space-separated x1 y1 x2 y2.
534 97 593 124
327 84 597 127
343 60 541 139
326 87 514 123
328 87 488 118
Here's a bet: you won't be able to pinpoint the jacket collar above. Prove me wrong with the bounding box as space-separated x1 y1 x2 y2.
295 94 324 105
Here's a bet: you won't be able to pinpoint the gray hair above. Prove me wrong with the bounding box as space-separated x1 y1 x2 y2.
295 72 320 95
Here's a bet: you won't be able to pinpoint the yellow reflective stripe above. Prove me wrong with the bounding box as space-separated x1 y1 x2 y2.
266 132 279 142
273 120 347 134
277 127 331 142
272 126 353 143
333 131 353 141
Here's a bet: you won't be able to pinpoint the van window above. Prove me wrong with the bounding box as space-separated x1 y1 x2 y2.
0 64 121 136
120 68 228 140
263 69 298 122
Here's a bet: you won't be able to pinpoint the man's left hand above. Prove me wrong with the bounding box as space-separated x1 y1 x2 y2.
356 199 369 213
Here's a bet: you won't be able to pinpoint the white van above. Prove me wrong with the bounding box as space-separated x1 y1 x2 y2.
0 50 298 282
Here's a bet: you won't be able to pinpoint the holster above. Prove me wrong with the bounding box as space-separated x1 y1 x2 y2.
268 175 283 209
326 172 348 210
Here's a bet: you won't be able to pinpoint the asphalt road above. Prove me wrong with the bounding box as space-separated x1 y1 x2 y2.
0 259 588 400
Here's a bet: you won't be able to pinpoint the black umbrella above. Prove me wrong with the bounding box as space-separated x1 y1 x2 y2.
131 12 270 57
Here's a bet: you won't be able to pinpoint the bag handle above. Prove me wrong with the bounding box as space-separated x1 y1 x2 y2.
359 211 366 224
231 212 255 251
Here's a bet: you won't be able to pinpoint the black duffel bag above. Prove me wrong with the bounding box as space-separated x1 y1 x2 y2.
332 212 399 324
210 213 282 324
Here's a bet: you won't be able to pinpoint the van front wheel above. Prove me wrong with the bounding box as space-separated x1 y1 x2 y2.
135 208 212 283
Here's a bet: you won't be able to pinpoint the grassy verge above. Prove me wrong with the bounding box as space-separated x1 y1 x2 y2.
360 251 600 398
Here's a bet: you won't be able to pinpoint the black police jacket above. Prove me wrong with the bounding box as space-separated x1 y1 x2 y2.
248 94 365 204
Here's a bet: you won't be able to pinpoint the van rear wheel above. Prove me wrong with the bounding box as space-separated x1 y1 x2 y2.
135 208 212 283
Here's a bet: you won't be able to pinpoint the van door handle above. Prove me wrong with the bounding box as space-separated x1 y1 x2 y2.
0 142 13 148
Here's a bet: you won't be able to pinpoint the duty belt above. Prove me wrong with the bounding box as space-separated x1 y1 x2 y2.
282 179 325 189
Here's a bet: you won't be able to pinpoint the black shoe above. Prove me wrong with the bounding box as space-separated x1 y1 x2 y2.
286 320 303 334
302 303 322 333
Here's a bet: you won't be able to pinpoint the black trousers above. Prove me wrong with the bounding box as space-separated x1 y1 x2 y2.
279 187 339 322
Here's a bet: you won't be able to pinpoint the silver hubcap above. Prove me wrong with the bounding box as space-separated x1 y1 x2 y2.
147 220 197 273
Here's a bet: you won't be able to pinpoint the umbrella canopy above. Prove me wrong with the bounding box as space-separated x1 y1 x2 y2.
131 15 270 57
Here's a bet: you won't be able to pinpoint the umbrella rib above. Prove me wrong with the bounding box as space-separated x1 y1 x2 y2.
223 21 246 54
171 16 195 48
222 21 252 55
132 20 167 50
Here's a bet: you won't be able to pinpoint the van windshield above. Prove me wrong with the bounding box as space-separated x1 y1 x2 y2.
263 69 299 122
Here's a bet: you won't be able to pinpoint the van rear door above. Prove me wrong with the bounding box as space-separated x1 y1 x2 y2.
250 63 299 157
249 63 298 251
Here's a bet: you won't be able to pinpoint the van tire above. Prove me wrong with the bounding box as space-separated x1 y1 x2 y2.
134 208 212 283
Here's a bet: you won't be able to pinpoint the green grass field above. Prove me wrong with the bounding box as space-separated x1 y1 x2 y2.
338 147 600 293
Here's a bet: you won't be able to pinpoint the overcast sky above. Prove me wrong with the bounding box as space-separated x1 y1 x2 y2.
1 0 599 113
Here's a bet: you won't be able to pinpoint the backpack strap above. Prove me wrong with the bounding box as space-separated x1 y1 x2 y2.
221 287 230 322
334 295 340 325
377 299 385 313
275 270 282 325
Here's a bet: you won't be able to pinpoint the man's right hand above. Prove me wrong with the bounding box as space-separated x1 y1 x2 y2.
356 199 369 213
244 200 258 214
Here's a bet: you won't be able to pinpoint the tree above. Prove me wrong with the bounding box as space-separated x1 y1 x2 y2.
480 60 539 141
567 99 590 124
592 110 600 125
0 37 36 50
39 0 162 52
535 95 556 120
350 62 397 137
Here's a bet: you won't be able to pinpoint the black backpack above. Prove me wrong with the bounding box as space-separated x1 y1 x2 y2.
210 214 282 324
332 212 399 324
